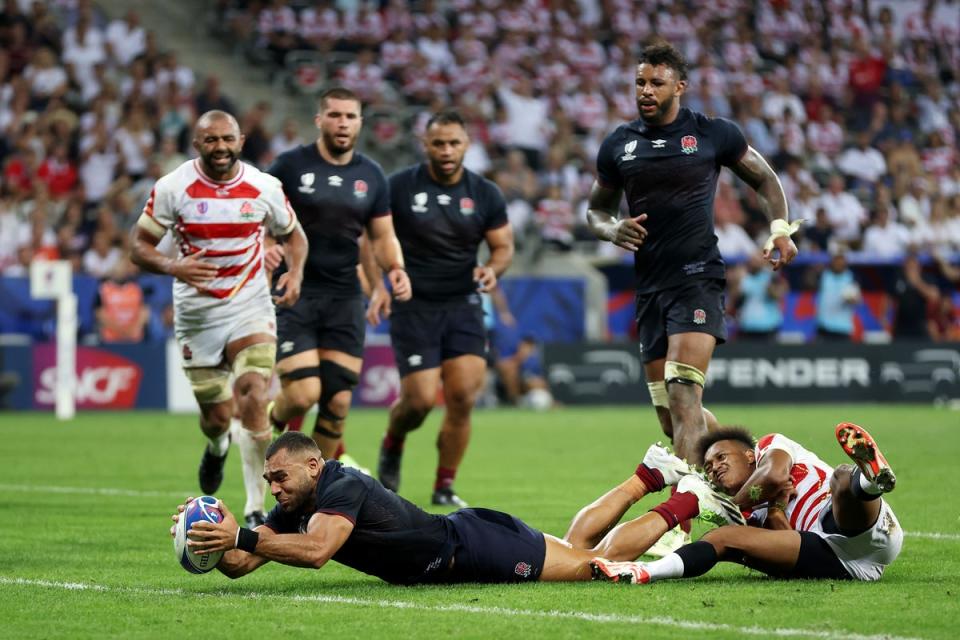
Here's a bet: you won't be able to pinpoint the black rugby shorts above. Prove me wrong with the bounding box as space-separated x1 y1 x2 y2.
275 293 365 359
389 300 487 376
634 278 727 363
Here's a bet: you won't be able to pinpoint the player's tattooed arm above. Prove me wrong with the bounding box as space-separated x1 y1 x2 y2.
585 180 647 252
729 146 788 224
731 448 795 510
730 146 798 270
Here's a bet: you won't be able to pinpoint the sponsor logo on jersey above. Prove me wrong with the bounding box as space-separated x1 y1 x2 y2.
353 179 368 198
197 202 208 214
460 197 475 215
651 138 666 149
411 192 428 213
621 139 637 160
514 561 532 578
681 135 698 154
298 172 315 193
693 309 706 324
328 175 343 187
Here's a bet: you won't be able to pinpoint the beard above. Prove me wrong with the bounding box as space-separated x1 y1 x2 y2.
636 94 676 124
200 148 239 177
322 129 355 156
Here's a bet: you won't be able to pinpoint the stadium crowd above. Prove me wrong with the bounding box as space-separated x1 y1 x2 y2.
1 0 959 344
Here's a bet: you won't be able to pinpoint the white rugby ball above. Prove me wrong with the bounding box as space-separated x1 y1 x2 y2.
173 496 224 574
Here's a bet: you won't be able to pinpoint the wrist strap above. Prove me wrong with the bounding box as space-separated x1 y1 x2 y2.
236 527 260 553
763 218 803 251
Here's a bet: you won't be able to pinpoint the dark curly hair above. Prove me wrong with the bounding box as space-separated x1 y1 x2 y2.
637 43 689 81
697 426 755 461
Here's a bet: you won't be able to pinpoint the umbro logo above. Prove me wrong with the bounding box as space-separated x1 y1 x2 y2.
652 139 666 149
407 354 422 366
437 194 451 205
328 175 343 187
280 341 294 353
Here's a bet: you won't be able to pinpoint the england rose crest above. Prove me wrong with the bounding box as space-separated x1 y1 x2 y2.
353 180 368 198
681 135 698 154
460 197 475 215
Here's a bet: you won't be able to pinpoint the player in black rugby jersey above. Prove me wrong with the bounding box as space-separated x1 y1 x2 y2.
366 110 514 508
264 88 411 497
587 43 799 466
175 432 740 584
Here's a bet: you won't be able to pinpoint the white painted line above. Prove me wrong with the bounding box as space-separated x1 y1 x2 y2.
2 483 957 542
0 576 924 640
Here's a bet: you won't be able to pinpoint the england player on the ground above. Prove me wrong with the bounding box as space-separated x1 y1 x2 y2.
586 43 800 466
266 87 411 478
131 110 307 511
368 110 514 507
591 422 902 583
172 430 738 584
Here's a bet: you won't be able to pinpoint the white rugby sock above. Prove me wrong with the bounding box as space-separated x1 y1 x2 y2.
235 419 269 515
206 431 230 457
858 469 882 496
644 552 684 582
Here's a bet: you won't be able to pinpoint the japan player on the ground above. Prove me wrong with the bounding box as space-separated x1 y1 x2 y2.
132 110 307 510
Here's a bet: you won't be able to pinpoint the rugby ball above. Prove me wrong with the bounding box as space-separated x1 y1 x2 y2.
173 496 224 574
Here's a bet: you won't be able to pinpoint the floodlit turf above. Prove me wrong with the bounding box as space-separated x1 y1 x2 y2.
1 405 958 639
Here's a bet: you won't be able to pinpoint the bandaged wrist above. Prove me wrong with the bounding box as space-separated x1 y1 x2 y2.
763 218 803 251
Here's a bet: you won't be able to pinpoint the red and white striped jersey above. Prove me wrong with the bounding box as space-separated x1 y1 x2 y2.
138 159 297 327
750 433 834 532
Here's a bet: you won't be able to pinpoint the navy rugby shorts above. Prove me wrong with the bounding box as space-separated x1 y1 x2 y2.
635 278 727 363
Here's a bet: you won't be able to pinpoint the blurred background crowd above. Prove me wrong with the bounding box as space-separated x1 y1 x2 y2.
1 0 959 352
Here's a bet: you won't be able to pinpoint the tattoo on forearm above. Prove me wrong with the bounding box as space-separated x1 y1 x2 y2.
748 484 763 501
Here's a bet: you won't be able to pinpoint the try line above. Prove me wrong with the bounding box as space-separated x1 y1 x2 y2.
0 576 923 640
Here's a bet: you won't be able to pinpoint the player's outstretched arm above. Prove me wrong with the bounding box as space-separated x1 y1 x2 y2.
272 222 308 307
188 500 354 573
729 146 798 271
585 181 646 252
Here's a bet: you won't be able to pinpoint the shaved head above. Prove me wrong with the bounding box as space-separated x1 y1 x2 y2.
194 110 240 138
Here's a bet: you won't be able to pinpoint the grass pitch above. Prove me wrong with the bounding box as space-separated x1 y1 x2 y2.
1 405 958 639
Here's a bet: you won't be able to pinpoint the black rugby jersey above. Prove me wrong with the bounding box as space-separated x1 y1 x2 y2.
267 144 390 296
264 460 456 584
596 107 747 293
389 163 508 304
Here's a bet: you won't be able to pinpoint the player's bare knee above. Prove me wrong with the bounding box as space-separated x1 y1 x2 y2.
444 386 478 415
831 464 854 494
200 402 233 433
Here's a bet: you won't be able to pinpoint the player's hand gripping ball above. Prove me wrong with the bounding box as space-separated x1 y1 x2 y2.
174 496 224 573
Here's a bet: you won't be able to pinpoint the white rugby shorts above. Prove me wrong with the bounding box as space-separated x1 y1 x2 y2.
811 498 903 581
175 302 277 369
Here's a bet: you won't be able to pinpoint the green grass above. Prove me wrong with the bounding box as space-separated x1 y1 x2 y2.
1 405 958 639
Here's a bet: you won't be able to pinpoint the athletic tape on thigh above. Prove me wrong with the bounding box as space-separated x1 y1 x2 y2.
647 381 669 408
318 360 359 423
280 366 322 381
184 367 233 404
664 361 705 387
233 342 276 379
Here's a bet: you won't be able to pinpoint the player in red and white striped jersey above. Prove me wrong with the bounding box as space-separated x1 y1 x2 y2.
132 110 308 518
592 423 902 584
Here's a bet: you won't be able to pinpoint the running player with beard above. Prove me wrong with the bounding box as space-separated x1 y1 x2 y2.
132 110 308 512
591 422 902 583
369 110 513 507
265 88 411 507
586 43 800 466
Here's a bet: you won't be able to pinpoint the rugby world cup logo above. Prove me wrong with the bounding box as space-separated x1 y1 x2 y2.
298 172 316 193
412 192 428 213
681 135 698 154
621 139 637 161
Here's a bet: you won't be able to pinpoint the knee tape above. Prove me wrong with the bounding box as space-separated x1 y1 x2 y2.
280 366 321 381
664 361 705 387
185 367 233 404
318 360 359 423
647 381 669 408
233 342 276 380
